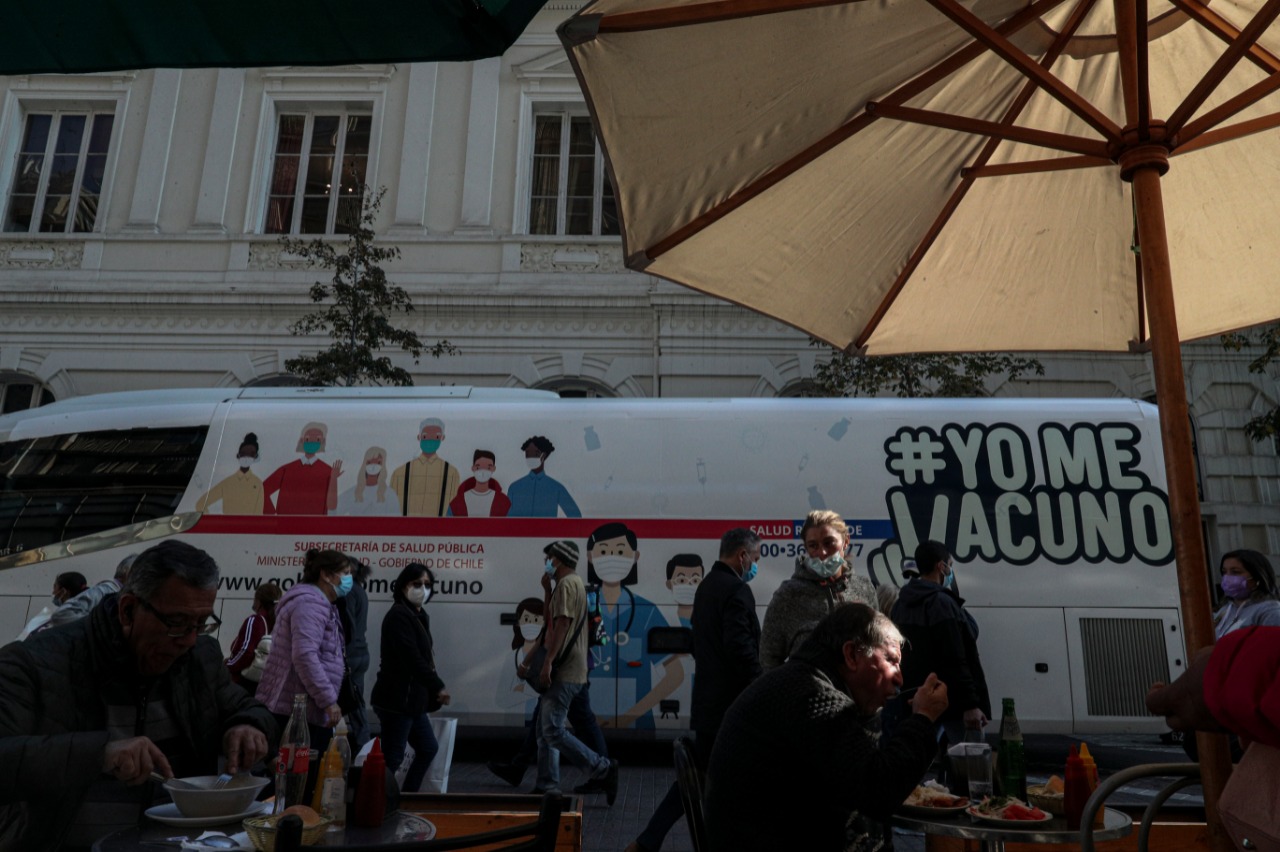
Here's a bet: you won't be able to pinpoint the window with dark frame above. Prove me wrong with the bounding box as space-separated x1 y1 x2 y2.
265 112 372 235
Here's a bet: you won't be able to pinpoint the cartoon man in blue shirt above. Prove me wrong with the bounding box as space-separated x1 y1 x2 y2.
587 522 685 729
507 436 582 518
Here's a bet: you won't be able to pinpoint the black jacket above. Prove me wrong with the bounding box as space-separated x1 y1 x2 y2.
891 579 991 722
0 593 277 851
370 602 445 716
691 561 762 735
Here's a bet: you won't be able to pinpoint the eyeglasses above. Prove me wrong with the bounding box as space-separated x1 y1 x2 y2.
137 598 222 638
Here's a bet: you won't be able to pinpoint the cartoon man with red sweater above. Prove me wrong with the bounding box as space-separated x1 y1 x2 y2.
448 449 511 517
263 422 342 515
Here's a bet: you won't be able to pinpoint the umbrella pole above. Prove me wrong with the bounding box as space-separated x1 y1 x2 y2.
1130 161 1234 852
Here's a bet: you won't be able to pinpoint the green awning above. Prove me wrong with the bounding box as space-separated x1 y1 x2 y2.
5 0 549 74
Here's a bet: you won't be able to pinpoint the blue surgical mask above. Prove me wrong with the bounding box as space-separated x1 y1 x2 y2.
806 554 844 578
335 574 354 597
420 439 442 454
544 558 556 577
743 562 758 583
302 441 321 454
943 566 956 589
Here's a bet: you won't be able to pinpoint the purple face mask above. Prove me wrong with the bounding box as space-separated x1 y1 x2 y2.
1221 574 1251 600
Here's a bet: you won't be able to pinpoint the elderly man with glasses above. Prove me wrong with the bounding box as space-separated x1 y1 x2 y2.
0 540 277 851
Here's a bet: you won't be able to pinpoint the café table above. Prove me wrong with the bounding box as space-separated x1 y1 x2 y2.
92 809 437 850
892 807 1132 852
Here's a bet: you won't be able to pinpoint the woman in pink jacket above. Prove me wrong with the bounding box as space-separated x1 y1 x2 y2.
256 549 352 756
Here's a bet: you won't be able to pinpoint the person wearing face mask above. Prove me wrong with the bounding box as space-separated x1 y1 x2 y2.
665 554 705 628
447 449 512 517
890 539 991 746
627 529 763 852
331 445 399 516
506 435 581 518
256 548 352 760
390 417 460 517
371 562 450 792
586 522 684 730
263 423 343 515
195 433 267 514
760 509 877 671
17 571 89 639
1214 549 1280 639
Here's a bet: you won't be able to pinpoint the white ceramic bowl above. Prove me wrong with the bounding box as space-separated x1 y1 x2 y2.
165 775 271 818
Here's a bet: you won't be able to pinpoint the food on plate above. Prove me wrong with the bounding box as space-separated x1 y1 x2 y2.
904 780 968 808
970 796 1049 821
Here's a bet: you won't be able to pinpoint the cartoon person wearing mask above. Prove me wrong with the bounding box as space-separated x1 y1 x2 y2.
195 433 266 514
587 522 685 729
262 422 342 515
331 446 399 515
665 554 704 628
495 597 546 716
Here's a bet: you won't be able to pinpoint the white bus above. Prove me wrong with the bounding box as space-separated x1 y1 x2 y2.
0 387 1184 736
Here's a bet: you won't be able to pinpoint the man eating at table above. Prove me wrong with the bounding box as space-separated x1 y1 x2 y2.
0 541 277 851
704 603 948 852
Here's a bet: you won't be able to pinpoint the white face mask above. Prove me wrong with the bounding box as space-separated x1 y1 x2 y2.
593 555 633 583
406 586 428 606
237 456 256 467
519 623 543 641
474 469 494 483
365 464 382 476
525 457 542 470
671 585 697 605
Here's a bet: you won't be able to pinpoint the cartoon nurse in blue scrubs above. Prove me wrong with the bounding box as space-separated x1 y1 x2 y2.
586 522 685 729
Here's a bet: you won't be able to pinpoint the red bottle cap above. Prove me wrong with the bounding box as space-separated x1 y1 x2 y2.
364 737 385 769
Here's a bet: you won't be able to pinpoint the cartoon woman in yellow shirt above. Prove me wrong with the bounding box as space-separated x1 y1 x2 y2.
195 433 266 514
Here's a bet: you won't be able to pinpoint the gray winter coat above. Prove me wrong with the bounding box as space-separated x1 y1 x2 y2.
760 558 877 670
0 593 276 851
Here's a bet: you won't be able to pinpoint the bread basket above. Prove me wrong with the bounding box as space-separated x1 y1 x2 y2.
242 813 333 851
1026 786 1065 816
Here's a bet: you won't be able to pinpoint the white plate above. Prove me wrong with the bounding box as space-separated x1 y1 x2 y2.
901 800 970 817
965 805 1054 826
144 801 271 828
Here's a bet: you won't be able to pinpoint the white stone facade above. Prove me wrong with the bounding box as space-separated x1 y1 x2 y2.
0 3 1274 568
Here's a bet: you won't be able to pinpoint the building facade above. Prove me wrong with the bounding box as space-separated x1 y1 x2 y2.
0 3 1274 569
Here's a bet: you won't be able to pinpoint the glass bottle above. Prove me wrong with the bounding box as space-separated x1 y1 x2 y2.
997 697 1027 801
274 693 311 814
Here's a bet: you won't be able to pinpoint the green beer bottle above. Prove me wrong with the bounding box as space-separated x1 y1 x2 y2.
998 697 1027 801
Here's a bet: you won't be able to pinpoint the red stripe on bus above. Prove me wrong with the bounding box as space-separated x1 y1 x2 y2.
187 515 807 539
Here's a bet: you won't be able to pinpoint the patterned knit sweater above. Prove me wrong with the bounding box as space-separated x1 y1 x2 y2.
704 648 938 852
760 559 877 669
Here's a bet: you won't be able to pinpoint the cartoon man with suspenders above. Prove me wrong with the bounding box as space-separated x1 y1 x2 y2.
389 417 460 517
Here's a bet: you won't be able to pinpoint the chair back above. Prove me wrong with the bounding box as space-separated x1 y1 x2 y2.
673 736 708 852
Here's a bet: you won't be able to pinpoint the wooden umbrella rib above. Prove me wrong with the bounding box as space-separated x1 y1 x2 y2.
1167 0 1280 134
1137 0 1151 136
867 103 1110 156
1172 109 1280 154
1114 0 1141 127
596 0 850 32
642 0 1074 261
962 155 1112 176
857 0 1100 348
924 0 1122 140
1166 0 1280 74
1175 70 1280 147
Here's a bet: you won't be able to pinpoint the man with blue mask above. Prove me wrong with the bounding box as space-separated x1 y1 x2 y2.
263 422 342 515
626 528 763 852
390 417 460 517
890 539 991 748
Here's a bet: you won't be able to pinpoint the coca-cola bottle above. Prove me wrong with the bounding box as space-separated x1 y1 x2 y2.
274 693 311 814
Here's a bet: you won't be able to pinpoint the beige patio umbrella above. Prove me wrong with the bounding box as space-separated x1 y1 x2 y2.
561 0 1280 844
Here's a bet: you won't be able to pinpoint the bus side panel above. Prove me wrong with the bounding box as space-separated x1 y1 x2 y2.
967 606 1072 734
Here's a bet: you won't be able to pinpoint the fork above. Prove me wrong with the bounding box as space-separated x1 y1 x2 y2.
209 771 234 790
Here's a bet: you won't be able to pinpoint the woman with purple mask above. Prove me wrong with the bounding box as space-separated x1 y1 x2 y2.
1215 549 1280 639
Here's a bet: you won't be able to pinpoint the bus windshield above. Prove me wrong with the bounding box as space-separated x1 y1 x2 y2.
0 426 208 557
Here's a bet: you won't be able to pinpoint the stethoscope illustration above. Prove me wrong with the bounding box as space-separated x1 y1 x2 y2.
591 586 637 673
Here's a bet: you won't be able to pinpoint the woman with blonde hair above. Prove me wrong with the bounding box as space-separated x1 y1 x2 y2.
331 445 399 515
759 509 876 669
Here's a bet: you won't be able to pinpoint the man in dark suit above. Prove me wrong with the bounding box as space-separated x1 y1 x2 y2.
626 527 763 852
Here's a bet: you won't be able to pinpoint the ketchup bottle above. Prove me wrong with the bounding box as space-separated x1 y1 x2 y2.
353 737 387 828
1063 745 1090 830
